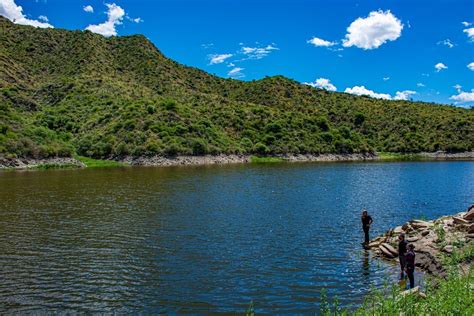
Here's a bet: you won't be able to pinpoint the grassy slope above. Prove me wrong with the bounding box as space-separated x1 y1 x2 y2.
1 16 473 160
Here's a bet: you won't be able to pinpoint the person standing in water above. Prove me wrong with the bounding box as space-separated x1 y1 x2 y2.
405 244 416 289
398 234 408 280
361 210 373 245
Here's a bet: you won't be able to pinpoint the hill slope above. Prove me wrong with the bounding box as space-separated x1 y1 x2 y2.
0 16 473 159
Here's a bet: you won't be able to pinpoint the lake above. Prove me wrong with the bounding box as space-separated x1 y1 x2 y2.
0 161 473 314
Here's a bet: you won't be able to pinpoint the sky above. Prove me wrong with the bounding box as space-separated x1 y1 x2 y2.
1 0 473 107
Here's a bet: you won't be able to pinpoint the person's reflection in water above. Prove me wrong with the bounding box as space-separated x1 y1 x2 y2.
362 249 370 278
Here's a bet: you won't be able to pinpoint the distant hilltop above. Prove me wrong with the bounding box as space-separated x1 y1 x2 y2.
1 16 473 161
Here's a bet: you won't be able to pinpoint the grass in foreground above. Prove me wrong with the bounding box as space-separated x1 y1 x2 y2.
250 156 285 163
75 156 128 168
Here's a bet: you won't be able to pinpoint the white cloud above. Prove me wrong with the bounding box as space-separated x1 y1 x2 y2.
304 78 337 91
208 53 233 65
437 39 454 48
85 3 125 37
241 44 279 60
228 67 244 78
467 62 474 71
450 89 474 103
383 77 390 81
434 62 447 72
342 10 403 49
394 90 416 100
38 15 48 22
132 17 142 23
83 5 94 13
453 84 462 93
464 27 474 40
462 21 472 27
344 86 392 99
0 0 53 28
416 83 425 87
307 37 336 47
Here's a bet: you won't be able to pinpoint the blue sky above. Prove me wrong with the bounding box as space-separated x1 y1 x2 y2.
1 0 473 106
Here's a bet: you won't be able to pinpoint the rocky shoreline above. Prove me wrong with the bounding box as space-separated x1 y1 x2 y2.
367 205 474 278
0 151 473 170
0 157 85 169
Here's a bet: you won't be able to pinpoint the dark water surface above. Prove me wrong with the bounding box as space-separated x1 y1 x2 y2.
1 161 473 314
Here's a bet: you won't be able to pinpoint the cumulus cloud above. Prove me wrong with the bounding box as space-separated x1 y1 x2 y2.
435 62 447 72
307 37 336 47
344 86 392 99
85 3 125 37
83 5 94 13
450 89 474 103
417 83 425 87
453 84 462 93
437 39 454 48
208 53 233 65
468 62 474 71
462 21 472 27
38 15 48 22
241 44 279 60
304 78 337 91
342 10 403 49
464 27 474 40
228 67 244 78
394 90 416 100
0 0 53 28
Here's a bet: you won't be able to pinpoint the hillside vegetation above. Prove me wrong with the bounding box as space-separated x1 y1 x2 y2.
1 17 473 159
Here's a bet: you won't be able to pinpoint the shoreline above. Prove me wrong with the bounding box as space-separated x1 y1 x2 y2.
0 151 473 170
367 205 474 278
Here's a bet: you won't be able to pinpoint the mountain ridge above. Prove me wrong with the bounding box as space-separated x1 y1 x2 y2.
0 16 472 159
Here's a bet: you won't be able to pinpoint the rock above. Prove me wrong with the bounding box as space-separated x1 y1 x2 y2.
400 286 426 299
421 230 430 236
463 205 474 222
407 236 420 242
466 233 474 239
411 220 433 229
379 244 396 258
453 216 469 225
381 243 398 256
393 226 404 234
442 245 453 253
468 223 474 234
402 223 410 231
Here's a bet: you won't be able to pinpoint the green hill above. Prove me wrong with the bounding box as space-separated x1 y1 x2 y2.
0 16 472 159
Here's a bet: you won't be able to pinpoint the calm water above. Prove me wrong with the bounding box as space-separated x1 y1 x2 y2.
1 161 473 314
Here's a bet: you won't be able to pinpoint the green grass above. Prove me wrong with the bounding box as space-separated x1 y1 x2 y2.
75 156 127 168
250 156 285 163
377 152 425 161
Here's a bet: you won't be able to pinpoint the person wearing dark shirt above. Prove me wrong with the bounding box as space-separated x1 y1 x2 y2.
361 210 373 245
405 244 416 289
398 234 408 280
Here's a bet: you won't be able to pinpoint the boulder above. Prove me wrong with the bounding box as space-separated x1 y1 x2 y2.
381 242 398 256
442 245 453 254
453 216 469 225
393 226 404 234
421 230 430 237
400 286 427 299
379 244 396 258
468 223 474 234
463 205 474 222
407 236 420 242
411 220 433 229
